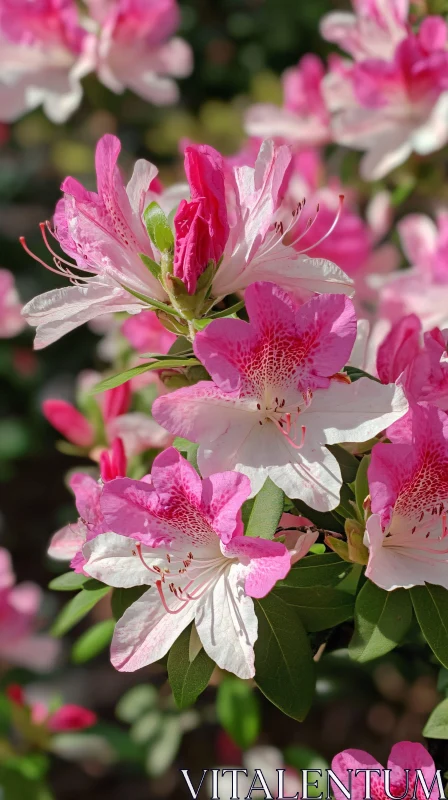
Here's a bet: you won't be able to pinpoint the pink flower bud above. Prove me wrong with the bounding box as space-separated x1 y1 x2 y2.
102 383 131 422
42 399 94 448
47 705 97 733
173 144 229 294
100 437 127 482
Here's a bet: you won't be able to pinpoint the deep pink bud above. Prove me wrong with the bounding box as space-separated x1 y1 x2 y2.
102 383 131 422
376 314 421 384
173 144 229 294
100 437 127 482
7 684 25 706
47 705 97 733
42 399 94 448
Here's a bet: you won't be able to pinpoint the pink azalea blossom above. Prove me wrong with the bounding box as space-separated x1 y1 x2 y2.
324 17 448 180
82 447 291 678
22 135 353 348
152 282 407 511
87 0 192 106
0 269 25 338
0 0 92 123
365 404 448 591
321 0 409 62
376 315 448 410
122 309 175 354
42 380 170 459
245 55 331 147
373 212 448 333
0 548 59 671
7 685 97 733
332 741 440 800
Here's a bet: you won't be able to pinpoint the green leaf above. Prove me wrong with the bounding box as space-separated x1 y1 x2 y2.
167 624 215 709
327 444 359 483
111 586 147 621
216 677 260 749
121 285 180 316
254 593 315 721
349 581 413 662
51 583 111 637
344 366 381 383
277 553 351 589
71 619 115 663
411 583 448 667
116 685 158 724
172 437 199 473
92 358 200 393
245 478 284 539
144 716 182 777
292 498 345 534
139 253 161 281
423 697 448 739
143 202 174 252
355 455 371 517
48 572 89 592
273 586 355 632
209 300 246 318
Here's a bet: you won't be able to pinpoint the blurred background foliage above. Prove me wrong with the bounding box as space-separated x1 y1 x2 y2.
1 0 446 797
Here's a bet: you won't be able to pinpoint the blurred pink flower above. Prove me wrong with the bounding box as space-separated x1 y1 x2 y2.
87 0 192 105
321 0 409 61
122 310 175 354
245 55 331 147
366 404 448 590
83 447 291 677
0 548 59 671
7 685 97 733
324 17 448 179
43 379 170 460
332 740 439 799
371 211 448 332
0 269 25 338
0 0 91 123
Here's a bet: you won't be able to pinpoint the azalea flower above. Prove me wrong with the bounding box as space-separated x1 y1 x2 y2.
87 0 192 105
377 315 448 410
320 0 409 62
42 379 171 460
22 134 353 348
332 741 440 800
7 685 97 733
0 547 60 671
82 447 291 678
0 268 25 337
365 404 448 591
153 282 407 511
372 211 448 333
244 55 331 147
0 0 92 123
323 16 448 180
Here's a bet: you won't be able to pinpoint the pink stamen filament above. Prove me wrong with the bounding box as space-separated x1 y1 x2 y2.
271 416 306 450
297 195 344 254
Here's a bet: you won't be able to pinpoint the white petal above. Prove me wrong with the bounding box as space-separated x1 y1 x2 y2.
195 567 257 679
111 587 195 671
305 379 408 445
83 532 160 588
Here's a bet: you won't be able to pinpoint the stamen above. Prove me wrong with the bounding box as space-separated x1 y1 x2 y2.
298 195 344 254
156 581 189 614
135 543 161 575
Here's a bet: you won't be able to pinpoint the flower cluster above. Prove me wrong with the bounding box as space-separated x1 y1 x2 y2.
0 0 192 122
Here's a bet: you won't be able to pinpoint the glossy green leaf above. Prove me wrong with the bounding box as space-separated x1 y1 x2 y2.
245 478 284 539
48 572 89 592
173 437 200 472
216 677 261 749
71 619 115 664
51 583 111 637
277 553 351 589
349 581 413 662
92 358 200 393
167 625 215 709
139 253 161 280
273 586 355 631
344 366 381 383
423 697 448 739
292 498 345 534
411 583 448 667
327 444 359 483
111 586 148 621
254 593 315 721
143 202 174 252
209 300 245 318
